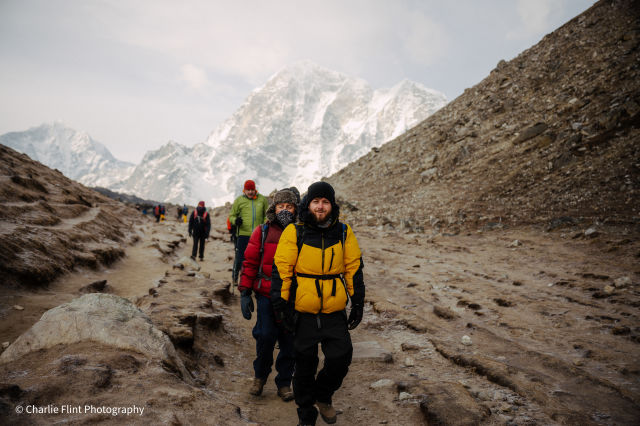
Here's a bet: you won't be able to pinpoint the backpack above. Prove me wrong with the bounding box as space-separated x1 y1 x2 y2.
193 210 209 224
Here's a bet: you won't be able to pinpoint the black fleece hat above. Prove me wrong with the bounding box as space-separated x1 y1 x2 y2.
306 181 335 205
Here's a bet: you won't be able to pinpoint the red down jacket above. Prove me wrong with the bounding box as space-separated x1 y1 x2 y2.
238 221 284 297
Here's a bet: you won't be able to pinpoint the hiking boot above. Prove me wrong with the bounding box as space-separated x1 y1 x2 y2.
249 378 265 396
277 386 294 401
316 402 336 424
199 257 204 261
190 255 196 260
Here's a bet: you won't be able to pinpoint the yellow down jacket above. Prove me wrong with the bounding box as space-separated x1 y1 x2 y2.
271 220 365 314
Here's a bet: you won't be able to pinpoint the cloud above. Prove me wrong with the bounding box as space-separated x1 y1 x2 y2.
507 0 565 40
180 64 209 90
517 0 553 34
83 0 454 87
400 12 449 66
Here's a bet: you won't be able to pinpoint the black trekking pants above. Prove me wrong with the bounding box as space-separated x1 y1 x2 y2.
232 235 249 282
191 235 206 258
293 311 353 424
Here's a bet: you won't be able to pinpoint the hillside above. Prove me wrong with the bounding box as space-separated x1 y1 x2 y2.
329 0 639 233
0 144 141 288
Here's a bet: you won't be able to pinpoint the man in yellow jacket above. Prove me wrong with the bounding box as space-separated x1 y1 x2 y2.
271 181 365 426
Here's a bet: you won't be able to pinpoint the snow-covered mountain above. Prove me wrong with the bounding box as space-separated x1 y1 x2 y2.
116 61 447 206
1 62 447 206
0 122 134 188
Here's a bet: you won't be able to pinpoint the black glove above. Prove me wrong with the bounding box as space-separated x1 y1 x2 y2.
240 290 254 320
347 304 363 330
235 217 243 226
188 232 192 237
272 297 294 333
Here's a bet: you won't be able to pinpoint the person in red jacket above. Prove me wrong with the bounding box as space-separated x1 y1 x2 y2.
239 189 298 401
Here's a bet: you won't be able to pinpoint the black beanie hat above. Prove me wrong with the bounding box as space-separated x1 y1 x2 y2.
306 181 335 205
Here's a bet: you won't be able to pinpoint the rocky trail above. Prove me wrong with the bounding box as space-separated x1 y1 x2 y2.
1 210 638 425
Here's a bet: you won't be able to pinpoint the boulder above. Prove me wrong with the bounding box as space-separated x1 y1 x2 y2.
352 341 393 363
0 294 190 381
370 379 395 389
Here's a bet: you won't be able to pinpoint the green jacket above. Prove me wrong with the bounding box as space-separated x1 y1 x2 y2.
229 193 269 237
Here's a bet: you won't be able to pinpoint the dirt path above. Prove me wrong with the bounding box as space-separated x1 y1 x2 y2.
1 214 638 425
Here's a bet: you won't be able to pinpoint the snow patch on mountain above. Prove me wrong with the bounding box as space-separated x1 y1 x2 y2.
0 122 134 188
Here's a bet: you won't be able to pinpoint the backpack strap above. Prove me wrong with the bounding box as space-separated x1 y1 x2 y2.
256 223 269 289
295 223 305 255
340 222 350 305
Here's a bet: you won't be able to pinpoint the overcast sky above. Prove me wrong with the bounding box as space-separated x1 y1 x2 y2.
0 0 595 163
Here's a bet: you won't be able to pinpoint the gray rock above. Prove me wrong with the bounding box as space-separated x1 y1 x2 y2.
0 294 190 381
513 123 548 144
370 379 395 389
584 227 599 238
399 392 413 400
613 276 631 288
421 167 438 178
353 341 393 363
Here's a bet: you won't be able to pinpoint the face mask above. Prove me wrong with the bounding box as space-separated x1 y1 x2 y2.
276 210 295 228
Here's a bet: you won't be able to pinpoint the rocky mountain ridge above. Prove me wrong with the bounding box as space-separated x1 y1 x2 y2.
328 0 639 234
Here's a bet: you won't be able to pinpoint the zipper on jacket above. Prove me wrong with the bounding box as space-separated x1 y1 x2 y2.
329 248 334 271
251 199 255 229
319 233 325 319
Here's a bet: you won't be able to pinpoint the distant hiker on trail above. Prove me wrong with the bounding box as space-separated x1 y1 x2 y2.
271 181 365 426
238 189 299 401
159 205 166 222
188 201 211 261
229 180 269 285
182 204 189 223
154 205 161 223
176 205 182 220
